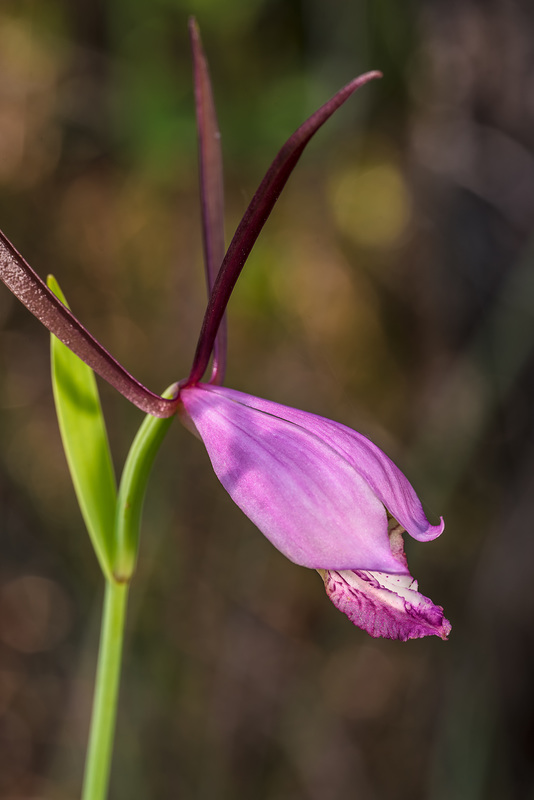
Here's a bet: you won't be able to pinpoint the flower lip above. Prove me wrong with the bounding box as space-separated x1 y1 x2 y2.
321 567 451 641
318 521 451 641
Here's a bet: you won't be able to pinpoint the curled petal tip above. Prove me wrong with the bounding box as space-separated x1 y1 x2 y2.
412 514 445 543
403 505 445 542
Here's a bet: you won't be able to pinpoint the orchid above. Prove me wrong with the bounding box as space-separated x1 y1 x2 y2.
178 384 450 641
0 20 450 642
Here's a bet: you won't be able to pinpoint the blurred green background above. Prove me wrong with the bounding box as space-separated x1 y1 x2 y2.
1 0 534 798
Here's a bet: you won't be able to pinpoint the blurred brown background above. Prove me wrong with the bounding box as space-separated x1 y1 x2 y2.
1 0 534 798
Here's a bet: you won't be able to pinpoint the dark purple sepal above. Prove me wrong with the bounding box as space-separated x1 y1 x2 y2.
0 230 178 417
189 17 227 384
186 68 382 385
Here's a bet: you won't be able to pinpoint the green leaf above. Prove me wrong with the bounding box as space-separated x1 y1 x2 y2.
48 275 117 579
113 383 177 581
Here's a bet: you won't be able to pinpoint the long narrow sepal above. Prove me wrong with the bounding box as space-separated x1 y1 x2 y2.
49 275 117 580
0 231 178 417
189 18 227 384
186 69 382 385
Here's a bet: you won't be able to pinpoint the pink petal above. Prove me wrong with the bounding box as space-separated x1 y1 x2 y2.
179 384 406 573
202 385 444 542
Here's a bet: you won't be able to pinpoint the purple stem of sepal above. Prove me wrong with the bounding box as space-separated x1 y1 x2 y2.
184 69 382 387
0 230 178 417
190 18 227 385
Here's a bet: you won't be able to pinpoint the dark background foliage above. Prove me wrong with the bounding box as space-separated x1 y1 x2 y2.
1 0 534 798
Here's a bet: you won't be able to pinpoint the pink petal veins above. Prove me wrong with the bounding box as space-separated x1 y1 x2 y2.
179 384 405 573
198 385 444 542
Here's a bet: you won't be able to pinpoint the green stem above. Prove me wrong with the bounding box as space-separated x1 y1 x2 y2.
113 382 177 581
82 579 129 800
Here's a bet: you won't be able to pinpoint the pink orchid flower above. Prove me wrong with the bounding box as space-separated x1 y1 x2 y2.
178 383 449 641
0 20 450 640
